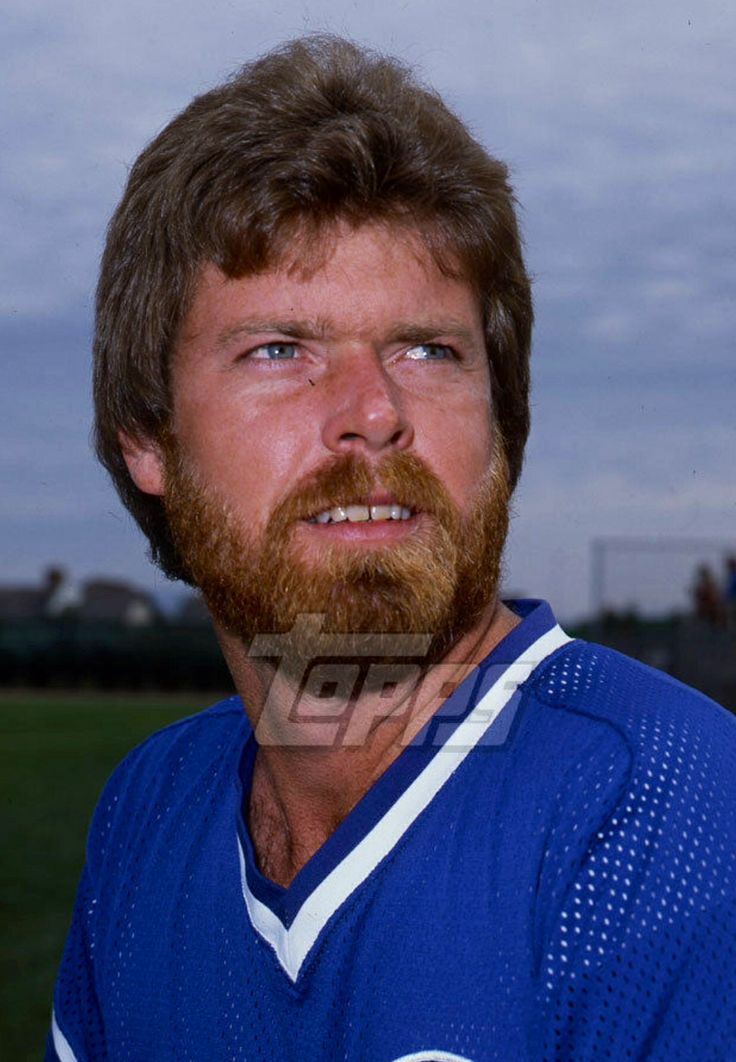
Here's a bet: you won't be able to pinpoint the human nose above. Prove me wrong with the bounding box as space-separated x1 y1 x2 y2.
320 348 414 455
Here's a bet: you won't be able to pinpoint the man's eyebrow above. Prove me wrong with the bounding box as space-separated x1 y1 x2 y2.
215 319 329 347
384 321 480 346
213 317 481 349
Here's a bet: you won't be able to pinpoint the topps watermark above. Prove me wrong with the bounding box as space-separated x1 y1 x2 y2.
248 613 525 748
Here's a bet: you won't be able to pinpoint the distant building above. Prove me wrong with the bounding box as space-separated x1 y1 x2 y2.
78 579 160 626
0 566 78 620
46 567 83 616
0 567 160 626
0 585 48 621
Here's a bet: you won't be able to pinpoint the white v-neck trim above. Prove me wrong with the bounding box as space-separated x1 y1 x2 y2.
239 623 572 982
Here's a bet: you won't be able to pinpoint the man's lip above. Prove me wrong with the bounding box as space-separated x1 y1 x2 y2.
363 493 406 507
301 497 417 520
296 510 424 542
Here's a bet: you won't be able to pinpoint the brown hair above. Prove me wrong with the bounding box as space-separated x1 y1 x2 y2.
94 34 533 581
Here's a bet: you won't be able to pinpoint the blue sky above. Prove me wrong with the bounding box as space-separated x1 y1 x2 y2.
2 0 734 621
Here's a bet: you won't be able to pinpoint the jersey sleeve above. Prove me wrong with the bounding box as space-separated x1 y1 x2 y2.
541 875 736 1059
46 865 107 1061
44 735 139 1062
536 694 736 1060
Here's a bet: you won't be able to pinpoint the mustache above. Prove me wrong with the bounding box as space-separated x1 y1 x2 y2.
268 452 459 531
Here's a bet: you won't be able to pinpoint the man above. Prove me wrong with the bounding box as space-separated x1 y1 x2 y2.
49 35 736 1061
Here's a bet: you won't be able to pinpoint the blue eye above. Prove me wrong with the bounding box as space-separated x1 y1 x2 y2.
405 343 453 361
250 342 298 360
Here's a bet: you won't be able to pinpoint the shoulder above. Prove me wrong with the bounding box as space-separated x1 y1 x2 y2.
507 638 736 848
527 638 736 859
530 640 736 1055
85 696 250 878
524 638 736 955
528 636 736 775
102 694 250 790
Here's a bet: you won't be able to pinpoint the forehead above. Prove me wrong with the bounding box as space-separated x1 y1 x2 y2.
176 223 484 355
275 219 463 283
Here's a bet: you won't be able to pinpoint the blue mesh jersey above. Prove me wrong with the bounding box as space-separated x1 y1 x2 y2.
48 601 736 1061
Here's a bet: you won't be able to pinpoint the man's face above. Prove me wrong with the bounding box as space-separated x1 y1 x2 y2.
129 223 510 656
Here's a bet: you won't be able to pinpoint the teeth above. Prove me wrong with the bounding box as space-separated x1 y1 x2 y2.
370 505 392 521
345 505 370 522
310 504 414 524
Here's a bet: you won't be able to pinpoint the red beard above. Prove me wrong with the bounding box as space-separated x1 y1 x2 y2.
162 446 510 664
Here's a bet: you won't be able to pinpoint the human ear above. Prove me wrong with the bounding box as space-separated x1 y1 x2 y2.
118 432 167 497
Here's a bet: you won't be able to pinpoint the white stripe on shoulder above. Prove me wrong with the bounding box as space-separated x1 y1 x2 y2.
390 1052 475 1062
52 1011 80 1062
240 623 571 981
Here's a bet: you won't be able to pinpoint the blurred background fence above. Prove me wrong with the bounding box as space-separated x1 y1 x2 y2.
0 617 233 692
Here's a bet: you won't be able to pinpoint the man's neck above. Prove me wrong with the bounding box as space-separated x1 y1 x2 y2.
217 600 520 887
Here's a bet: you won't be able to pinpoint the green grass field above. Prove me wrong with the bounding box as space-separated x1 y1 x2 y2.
0 690 218 1061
